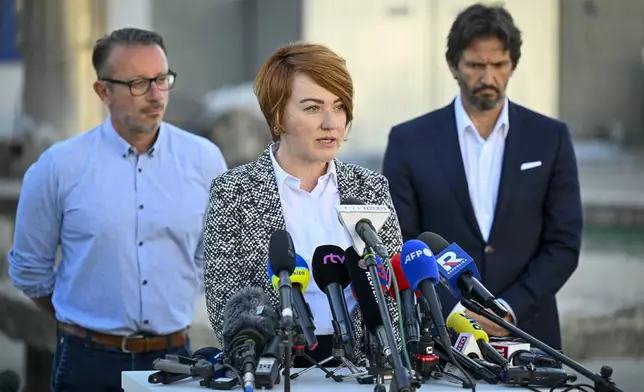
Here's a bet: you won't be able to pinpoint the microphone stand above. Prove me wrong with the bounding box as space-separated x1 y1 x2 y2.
290 329 364 382
362 247 413 392
279 322 293 392
287 330 344 382
460 298 624 392
356 330 391 392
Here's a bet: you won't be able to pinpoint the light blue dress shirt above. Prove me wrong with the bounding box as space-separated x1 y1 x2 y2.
8 117 227 335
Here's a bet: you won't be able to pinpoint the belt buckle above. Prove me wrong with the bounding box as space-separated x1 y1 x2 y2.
121 332 145 354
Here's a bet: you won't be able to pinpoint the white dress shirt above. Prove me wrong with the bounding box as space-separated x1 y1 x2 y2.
450 95 518 324
269 144 356 335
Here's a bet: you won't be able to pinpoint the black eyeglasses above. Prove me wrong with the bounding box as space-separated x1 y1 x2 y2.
101 70 177 97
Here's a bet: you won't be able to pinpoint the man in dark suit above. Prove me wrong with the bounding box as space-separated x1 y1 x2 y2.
382 4 583 349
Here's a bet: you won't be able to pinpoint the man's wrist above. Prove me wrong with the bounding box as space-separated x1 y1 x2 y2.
497 298 517 324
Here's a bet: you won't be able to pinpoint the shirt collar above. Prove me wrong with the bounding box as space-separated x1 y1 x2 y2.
454 94 510 140
102 115 166 157
268 142 338 190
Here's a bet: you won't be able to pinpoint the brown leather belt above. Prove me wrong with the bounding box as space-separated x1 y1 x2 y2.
58 322 187 353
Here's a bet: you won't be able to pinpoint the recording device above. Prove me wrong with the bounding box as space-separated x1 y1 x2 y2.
418 232 508 318
461 297 625 392
336 198 391 259
447 312 509 367
0 370 20 392
387 253 420 355
150 353 222 385
220 287 279 392
509 349 559 368
255 335 283 389
268 229 297 330
345 246 412 392
268 253 317 350
502 365 577 388
311 245 356 359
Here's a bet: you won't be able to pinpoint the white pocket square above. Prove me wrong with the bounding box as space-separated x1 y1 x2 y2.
520 161 542 171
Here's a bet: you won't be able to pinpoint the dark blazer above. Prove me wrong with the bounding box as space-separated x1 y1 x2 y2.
203 146 404 363
382 100 583 349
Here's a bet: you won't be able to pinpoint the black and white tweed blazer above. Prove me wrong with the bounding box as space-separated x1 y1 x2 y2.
203 146 404 364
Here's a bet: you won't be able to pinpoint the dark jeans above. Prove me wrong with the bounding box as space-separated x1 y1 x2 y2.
50 329 190 392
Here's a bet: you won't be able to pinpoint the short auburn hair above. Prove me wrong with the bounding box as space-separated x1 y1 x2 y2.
254 42 354 141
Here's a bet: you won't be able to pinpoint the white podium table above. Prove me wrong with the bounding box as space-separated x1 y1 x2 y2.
122 369 553 391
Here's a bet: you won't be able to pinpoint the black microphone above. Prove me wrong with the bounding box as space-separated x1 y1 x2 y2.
0 370 20 392
345 246 412 392
311 245 356 360
462 298 625 392
222 287 279 392
268 229 297 330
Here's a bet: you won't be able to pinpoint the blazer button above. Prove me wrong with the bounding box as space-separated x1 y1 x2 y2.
484 245 495 254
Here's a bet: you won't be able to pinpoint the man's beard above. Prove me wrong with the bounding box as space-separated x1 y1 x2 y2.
459 78 504 111
114 107 163 134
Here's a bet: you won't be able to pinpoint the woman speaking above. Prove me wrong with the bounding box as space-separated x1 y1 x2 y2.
202 42 403 366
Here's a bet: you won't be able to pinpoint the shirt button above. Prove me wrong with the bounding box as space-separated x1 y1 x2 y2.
143 320 149 324
138 241 143 246
139 204 144 209
122 153 127 158
484 245 495 254
142 280 148 285
138 168 142 173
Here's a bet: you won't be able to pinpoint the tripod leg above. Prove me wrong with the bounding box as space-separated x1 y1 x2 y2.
299 353 342 381
290 356 333 379
340 357 363 374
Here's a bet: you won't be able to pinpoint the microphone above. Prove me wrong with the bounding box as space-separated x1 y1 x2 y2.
418 232 508 318
0 370 20 392
336 198 391 259
268 253 318 350
387 253 420 353
345 246 412 392
268 229 297 329
311 245 356 358
462 297 625 392
222 287 279 392
399 240 452 352
447 312 509 367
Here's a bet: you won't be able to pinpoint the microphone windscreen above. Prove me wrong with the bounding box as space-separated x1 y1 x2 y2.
344 246 384 333
400 239 440 291
417 232 450 255
221 287 278 348
268 229 296 275
311 245 349 290
447 312 490 342
268 254 310 293
0 370 20 392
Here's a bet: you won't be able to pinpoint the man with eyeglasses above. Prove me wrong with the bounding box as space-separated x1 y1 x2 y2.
7 28 227 391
